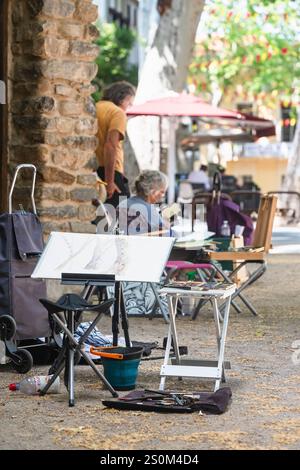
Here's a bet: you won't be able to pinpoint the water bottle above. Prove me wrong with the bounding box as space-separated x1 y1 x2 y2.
181 297 195 316
9 375 60 395
181 271 196 316
220 220 231 237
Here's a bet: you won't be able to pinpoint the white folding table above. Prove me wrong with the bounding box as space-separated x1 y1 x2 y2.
159 283 236 392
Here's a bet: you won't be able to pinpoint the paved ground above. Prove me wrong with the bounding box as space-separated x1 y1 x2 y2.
271 226 300 254
0 253 300 450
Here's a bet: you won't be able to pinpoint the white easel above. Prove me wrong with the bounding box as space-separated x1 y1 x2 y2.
31 232 175 405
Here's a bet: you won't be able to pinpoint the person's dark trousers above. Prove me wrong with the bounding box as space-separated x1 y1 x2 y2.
97 167 130 208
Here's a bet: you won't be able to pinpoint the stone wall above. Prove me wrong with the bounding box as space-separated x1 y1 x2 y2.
8 0 100 234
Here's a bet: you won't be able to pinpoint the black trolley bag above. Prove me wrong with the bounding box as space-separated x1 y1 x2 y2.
0 164 51 373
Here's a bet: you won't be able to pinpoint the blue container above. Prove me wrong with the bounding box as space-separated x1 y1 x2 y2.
100 347 144 391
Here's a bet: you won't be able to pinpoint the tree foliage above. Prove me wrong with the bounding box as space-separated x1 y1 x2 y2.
189 0 300 108
93 23 139 102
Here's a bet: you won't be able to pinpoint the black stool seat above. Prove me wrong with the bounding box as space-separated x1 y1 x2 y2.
39 293 118 406
40 294 114 315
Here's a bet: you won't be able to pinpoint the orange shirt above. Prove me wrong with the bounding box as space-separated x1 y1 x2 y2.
96 100 127 174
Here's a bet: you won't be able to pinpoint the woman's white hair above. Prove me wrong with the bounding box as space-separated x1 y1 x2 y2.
134 170 168 198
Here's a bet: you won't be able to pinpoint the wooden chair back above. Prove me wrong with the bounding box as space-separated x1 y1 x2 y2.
252 195 277 252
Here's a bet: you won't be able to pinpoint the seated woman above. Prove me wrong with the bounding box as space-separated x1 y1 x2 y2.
117 170 170 235
117 170 170 318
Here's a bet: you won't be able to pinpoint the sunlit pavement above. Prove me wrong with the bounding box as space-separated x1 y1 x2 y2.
271 225 300 254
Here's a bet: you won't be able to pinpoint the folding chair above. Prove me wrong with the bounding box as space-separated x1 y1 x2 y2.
192 195 277 318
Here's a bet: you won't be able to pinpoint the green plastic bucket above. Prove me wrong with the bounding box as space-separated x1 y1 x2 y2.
98 347 144 391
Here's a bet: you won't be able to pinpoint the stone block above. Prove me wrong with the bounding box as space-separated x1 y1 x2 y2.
50 37 69 57
42 166 75 185
78 204 96 221
18 131 61 146
59 100 83 116
84 155 98 170
43 132 63 146
74 1 98 23
58 22 85 39
38 205 78 218
75 118 98 134
43 37 69 58
77 174 97 185
14 81 54 99
14 26 24 43
85 24 99 40
69 41 99 59
69 221 95 234
36 186 67 202
22 21 58 40
52 148 91 171
13 115 56 130
16 96 56 114
10 145 50 165
41 60 98 82
11 44 22 55
12 3 24 25
54 117 75 133
85 97 97 117
70 187 98 202
42 221 71 234
55 84 75 97
28 0 75 19
15 61 43 82
62 135 98 151
77 84 97 97
7 187 37 211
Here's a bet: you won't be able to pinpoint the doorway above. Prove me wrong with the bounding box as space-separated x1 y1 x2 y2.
0 0 8 211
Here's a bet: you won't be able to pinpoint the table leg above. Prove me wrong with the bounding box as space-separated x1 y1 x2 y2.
120 283 131 347
112 281 121 346
160 296 181 391
169 296 181 364
214 295 231 391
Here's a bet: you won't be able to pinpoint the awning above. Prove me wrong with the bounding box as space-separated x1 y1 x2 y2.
127 92 242 119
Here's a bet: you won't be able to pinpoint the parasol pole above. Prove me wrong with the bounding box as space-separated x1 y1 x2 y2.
167 117 176 203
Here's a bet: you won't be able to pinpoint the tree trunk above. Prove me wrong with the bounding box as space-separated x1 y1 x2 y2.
127 0 204 179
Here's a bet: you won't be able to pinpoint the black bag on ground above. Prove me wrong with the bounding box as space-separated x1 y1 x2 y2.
102 387 232 414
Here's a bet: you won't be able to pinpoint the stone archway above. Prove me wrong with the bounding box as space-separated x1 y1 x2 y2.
6 0 101 233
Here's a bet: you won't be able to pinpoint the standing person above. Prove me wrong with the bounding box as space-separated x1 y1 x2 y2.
95 81 136 208
188 164 210 190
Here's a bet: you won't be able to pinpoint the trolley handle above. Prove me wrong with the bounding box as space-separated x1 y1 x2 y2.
9 164 37 215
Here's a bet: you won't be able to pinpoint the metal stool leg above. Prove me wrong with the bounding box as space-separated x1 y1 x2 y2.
68 311 75 407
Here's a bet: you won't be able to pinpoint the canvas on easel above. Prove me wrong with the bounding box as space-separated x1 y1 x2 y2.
31 232 174 283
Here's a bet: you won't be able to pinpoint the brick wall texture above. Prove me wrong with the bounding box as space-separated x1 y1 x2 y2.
9 0 100 234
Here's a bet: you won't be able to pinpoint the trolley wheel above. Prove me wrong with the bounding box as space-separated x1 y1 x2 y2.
12 349 33 374
0 315 16 341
